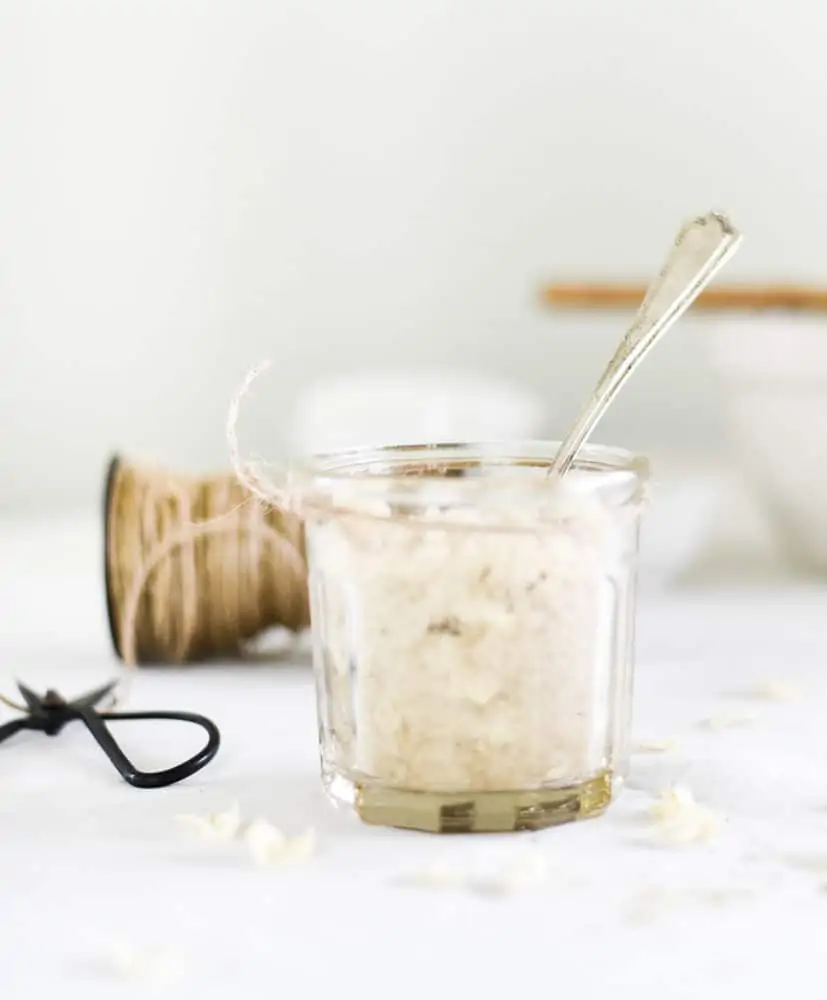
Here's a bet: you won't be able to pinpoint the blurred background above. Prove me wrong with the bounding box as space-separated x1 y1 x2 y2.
3 0 827 581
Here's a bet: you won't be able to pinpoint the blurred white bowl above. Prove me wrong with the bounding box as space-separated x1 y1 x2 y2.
638 459 724 587
286 370 547 455
704 315 827 572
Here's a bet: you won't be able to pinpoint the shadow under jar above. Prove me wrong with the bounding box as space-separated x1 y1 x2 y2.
288 442 649 834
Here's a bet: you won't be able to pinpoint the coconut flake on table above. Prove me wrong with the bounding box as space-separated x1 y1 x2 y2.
648 785 723 846
698 710 759 731
175 802 241 842
400 859 469 889
401 847 550 896
749 679 804 702
99 936 186 986
244 820 316 868
483 849 550 895
632 738 681 754
623 883 754 924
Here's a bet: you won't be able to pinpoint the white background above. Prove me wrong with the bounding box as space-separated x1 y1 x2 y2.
2 0 825 512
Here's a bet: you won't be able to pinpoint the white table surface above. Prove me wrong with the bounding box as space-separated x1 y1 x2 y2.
3 514 827 999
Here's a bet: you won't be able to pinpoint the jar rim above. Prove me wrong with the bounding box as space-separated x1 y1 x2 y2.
285 440 648 515
293 439 647 478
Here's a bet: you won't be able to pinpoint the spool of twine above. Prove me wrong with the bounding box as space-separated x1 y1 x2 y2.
104 455 309 666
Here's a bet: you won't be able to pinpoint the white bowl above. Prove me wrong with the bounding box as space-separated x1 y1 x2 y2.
704 315 827 572
286 370 547 455
638 459 724 587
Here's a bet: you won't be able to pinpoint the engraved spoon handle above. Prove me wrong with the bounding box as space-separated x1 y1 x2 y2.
549 212 742 478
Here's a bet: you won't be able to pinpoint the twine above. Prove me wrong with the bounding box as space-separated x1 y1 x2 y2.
105 456 309 666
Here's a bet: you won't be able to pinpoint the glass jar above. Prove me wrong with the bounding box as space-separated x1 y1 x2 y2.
287 441 648 833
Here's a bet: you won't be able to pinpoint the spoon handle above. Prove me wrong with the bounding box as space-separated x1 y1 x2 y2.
550 212 742 477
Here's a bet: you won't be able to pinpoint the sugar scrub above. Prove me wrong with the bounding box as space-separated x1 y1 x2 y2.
296 443 647 833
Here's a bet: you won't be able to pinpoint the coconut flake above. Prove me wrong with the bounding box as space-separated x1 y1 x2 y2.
648 786 722 846
401 848 549 896
624 884 751 923
750 679 802 702
487 849 549 894
632 739 681 754
468 849 550 896
783 851 827 874
282 828 317 862
244 819 316 868
175 801 241 842
402 860 468 889
101 937 186 986
694 886 754 907
623 887 674 925
698 711 758 731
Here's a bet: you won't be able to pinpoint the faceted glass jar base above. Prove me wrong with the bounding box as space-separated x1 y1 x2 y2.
324 769 613 834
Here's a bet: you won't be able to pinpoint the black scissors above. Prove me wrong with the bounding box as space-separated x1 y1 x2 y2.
0 680 220 788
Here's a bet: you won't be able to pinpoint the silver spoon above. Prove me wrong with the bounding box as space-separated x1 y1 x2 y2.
549 211 742 477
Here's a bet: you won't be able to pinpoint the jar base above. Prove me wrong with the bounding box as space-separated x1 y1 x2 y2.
326 769 613 833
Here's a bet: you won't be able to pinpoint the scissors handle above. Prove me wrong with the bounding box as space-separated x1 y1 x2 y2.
77 708 221 789
0 716 39 743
